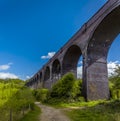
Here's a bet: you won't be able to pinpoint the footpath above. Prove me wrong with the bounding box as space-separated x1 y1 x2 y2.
35 102 70 121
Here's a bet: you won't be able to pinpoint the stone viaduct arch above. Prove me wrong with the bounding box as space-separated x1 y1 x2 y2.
62 45 82 77
44 66 50 81
27 0 120 100
52 59 61 81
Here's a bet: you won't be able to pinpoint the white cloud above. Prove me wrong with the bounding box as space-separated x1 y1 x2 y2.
107 61 120 76
78 61 82 66
26 75 31 79
41 52 56 59
0 72 18 79
77 61 120 78
0 63 19 79
77 66 82 79
0 63 13 71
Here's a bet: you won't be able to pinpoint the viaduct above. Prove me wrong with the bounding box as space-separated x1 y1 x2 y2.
27 0 120 100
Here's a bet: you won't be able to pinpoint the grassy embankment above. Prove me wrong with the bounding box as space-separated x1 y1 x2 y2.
33 71 120 121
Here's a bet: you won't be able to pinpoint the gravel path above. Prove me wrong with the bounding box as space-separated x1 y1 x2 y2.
35 102 70 121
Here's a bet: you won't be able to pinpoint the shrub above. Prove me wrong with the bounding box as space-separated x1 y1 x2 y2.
71 79 82 100
34 88 49 102
50 73 75 99
109 65 120 99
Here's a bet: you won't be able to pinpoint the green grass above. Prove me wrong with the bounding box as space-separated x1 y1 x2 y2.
19 105 41 121
45 98 106 108
65 100 120 121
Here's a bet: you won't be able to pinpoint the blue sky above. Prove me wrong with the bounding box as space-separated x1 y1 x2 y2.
0 0 119 80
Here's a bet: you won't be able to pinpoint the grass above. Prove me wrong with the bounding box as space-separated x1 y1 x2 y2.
45 98 107 108
65 100 120 121
44 98 120 121
19 105 41 121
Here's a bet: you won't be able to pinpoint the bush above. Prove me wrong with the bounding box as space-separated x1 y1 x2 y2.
33 88 49 102
109 66 120 99
50 73 75 99
71 79 82 100
33 73 84 104
109 78 120 99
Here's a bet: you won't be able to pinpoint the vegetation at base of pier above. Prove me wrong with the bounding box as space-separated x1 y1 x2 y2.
109 65 120 99
1 66 119 121
33 66 120 121
0 79 35 121
33 73 84 105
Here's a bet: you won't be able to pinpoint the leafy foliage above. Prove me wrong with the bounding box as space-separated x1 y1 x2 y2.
109 65 120 99
71 79 82 100
0 79 35 121
50 73 76 99
33 73 84 104
46 73 84 104
33 88 49 102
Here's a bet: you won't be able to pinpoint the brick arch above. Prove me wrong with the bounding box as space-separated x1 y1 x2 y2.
40 72 42 82
88 6 120 61
44 66 50 81
36 74 39 88
36 74 39 81
52 59 61 81
88 1 120 45
62 45 82 77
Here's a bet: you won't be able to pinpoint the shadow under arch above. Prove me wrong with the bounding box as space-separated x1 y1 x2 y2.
62 45 82 78
35 74 39 88
44 66 50 81
52 59 61 82
39 72 42 82
85 6 120 100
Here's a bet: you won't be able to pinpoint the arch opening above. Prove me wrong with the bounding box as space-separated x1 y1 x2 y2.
52 59 61 81
107 35 120 77
40 72 42 82
88 6 120 63
36 74 39 88
44 66 50 81
77 56 83 79
62 45 82 78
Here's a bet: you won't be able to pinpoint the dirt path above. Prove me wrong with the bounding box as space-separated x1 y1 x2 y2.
35 102 70 121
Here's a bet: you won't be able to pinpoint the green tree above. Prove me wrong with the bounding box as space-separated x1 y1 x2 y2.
71 79 82 99
50 73 76 99
109 65 120 99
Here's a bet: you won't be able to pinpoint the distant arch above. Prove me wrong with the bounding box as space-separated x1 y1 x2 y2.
36 74 39 81
52 59 61 80
40 72 42 82
44 66 50 81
